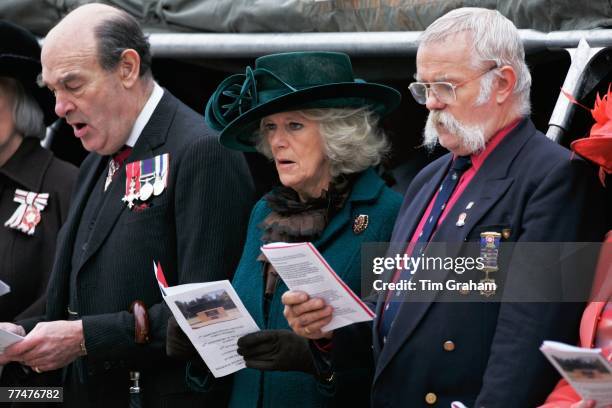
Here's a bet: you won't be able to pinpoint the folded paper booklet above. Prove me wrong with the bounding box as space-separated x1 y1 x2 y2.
541 340 612 405
0 279 10 297
154 262 259 378
261 242 375 332
0 328 23 354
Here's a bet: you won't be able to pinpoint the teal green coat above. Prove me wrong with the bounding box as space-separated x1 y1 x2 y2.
229 168 401 408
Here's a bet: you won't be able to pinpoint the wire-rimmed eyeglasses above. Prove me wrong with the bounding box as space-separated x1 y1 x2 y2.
408 65 498 105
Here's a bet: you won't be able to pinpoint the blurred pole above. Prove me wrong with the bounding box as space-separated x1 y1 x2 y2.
546 39 605 143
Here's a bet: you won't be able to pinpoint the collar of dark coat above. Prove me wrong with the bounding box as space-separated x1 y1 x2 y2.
430 116 534 186
475 116 534 180
314 167 385 247
0 137 53 191
127 89 174 161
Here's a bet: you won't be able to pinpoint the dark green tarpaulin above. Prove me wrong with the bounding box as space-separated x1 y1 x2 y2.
1 0 611 36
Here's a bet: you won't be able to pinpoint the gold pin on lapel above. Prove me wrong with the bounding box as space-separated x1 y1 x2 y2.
502 228 512 240
353 214 369 234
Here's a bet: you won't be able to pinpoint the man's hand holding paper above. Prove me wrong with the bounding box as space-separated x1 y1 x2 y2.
0 323 25 363
0 321 84 372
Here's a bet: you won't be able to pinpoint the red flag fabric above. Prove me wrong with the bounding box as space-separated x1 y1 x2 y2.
156 261 168 288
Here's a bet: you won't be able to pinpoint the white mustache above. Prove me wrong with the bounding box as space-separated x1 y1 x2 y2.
423 110 486 154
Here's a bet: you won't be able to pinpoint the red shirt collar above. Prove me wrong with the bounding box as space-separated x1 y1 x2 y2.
456 119 521 172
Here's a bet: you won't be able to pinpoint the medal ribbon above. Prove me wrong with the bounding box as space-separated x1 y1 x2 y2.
140 157 155 181
480 233 501 271
122 161 142 208
4 189 49 235
155 154 169 188
125 161 142 196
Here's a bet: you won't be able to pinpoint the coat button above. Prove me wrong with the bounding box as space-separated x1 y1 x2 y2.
425 392 437 405
443 340 455 352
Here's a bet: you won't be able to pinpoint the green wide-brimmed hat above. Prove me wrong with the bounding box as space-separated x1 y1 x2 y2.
205 51 401 151
0 21 56 126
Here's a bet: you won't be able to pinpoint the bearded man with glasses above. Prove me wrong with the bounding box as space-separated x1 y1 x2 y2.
283 7 608 407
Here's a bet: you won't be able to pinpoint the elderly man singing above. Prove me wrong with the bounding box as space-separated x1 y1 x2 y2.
0 4 254 407
283 7 608 407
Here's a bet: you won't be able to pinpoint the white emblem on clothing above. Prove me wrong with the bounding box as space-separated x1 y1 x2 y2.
4 189 49 235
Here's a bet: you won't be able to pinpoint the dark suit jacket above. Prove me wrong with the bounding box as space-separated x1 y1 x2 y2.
19 90 255 407
331 119 608 408
0 138 77 322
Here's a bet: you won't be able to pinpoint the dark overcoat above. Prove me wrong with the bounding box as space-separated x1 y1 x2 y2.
19 90 255 407
331 118 609 408
0 138 76 321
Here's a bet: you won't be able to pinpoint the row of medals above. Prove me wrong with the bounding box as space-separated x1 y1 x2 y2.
139 174 165 201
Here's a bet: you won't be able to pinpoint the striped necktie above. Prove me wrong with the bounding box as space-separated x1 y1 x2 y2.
379 156 472 342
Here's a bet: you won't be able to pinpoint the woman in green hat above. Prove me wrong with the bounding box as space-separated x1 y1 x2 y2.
168 51 402 407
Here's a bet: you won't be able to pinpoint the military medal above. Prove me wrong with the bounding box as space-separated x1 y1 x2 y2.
4 189 49 235
123 154 169 208
479 231 501 296
480 273 496 297
138 158 155 201
122 161 141 208
480 232 501 270
139 180 154 201
153 154 169 196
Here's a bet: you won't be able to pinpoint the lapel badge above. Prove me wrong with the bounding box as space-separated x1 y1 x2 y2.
4 189 49 235
456 212 467 227
466 201 474 210
479 231 501 271
502 228 512 240
353 214 369 234
479 231 501 297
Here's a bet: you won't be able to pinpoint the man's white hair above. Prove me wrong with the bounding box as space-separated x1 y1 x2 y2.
420 7 531 116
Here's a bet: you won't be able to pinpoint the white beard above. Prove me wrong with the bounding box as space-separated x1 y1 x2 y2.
423 110 486 154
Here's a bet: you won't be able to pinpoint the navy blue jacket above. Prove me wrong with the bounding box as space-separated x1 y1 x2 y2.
331 119 608 408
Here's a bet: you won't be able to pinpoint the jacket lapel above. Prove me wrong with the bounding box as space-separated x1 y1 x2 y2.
373 118 536 382
46 154 105 318
373 176 514 381
372 157 450 354
387 159 451 256
75 91 175 273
